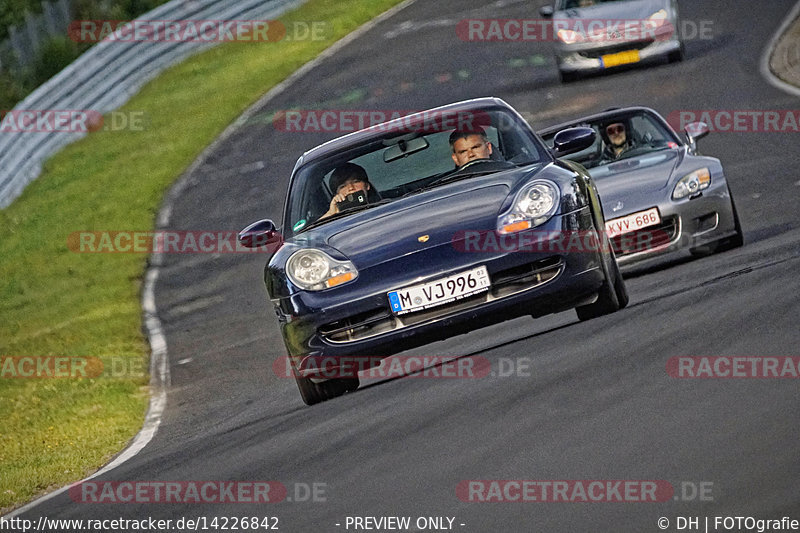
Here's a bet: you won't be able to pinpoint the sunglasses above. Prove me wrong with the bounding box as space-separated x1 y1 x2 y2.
606 124 625 135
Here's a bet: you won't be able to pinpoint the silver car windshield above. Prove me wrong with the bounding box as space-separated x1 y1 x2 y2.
541 110 680 170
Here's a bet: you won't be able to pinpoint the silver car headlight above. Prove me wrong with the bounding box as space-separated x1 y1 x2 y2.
498 180 560 234
556 28 583 44
286 249 358 291
646 9 674 37
648 8 669 26
673 168 711 200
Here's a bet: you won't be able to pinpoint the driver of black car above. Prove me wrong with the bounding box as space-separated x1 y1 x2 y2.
449 127 494 168
599 120 635 162
318 163 378 220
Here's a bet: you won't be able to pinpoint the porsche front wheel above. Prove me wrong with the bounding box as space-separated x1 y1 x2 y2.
293 368 359 406
576 231 628 321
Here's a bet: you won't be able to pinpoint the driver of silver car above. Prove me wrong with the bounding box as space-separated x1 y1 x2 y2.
600 120 636 162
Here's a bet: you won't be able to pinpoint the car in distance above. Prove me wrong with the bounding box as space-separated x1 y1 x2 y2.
539 0 685 82
239 97 627 405
538 106 743 267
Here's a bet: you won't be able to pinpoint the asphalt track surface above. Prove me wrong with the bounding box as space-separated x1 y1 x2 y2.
14 0 800 531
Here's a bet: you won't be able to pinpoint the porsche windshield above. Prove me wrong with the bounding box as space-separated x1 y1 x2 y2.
540 110 680 170
285 107 548 235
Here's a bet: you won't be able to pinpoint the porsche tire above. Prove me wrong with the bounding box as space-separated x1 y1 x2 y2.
576 234 626 321
294 374 359 406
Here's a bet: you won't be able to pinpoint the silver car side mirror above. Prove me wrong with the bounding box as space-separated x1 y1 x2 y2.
684 121 709 152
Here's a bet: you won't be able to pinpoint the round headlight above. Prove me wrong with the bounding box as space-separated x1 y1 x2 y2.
498 180 561 234
287 250 330 287
519 183 558 218
285 249 359 291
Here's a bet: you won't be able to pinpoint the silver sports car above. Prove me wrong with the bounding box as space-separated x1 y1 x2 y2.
539 107 743 267
539 0 685 82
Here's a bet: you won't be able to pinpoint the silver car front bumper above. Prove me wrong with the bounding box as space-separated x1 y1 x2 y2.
613 180 738 267
556 38 682 74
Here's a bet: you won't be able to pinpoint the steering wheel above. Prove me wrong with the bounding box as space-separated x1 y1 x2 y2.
451 158 515 175
456 158 492 171
616 146 653 159
430 158 493 184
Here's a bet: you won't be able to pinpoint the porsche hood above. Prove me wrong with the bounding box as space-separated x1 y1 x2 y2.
297 165 561 269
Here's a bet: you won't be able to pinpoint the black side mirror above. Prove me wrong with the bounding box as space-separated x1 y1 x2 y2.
238 219 283 251
552 127 596 157
539 5 554 17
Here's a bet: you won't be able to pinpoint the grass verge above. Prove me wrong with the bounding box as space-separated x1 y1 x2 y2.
0 0 406 512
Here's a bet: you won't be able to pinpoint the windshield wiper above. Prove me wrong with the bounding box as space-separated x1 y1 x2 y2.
402 170 499 198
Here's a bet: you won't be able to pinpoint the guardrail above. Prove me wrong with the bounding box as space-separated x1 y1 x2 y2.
0 0 304 209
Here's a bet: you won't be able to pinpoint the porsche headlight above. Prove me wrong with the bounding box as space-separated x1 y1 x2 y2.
498 180 560 234
673 168 711 200
286 249 358 291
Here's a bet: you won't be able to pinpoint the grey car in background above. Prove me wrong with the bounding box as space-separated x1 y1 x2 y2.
539 0 685 82
539 107 743 268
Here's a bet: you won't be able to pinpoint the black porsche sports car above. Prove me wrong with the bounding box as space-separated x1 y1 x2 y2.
239 97 627 405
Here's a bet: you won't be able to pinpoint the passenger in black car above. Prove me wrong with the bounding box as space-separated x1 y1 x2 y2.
319 163 375 220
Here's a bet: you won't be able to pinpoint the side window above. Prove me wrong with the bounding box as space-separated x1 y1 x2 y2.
306 175 331 222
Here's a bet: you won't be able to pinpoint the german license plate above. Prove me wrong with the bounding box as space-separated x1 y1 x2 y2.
388 266 491 315
601 49 640 68
605 207 661 239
